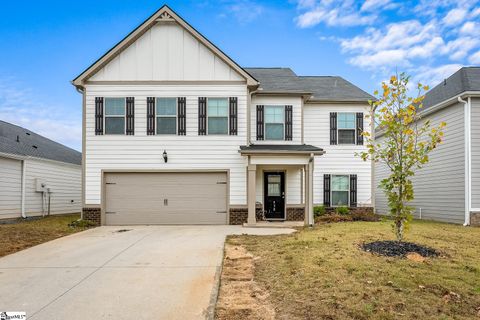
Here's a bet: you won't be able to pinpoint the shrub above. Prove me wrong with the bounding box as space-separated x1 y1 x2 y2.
68 219 96 228
313 205 326 218
351 211 381 222
335 206 350 215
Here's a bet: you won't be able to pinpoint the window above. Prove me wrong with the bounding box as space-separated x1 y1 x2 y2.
265 106 284 140
337 113 356 144
104 98 125 134
331 175 349 206
208 98 228 135
156 98 177 134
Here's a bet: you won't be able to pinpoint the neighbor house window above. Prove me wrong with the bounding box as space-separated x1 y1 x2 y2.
337 113 356 144
104 98 126 134
156 98 177 134
208 98 228 134
265 106 284 140
331 175 349 206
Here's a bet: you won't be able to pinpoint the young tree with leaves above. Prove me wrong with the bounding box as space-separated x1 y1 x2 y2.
359 73 446 241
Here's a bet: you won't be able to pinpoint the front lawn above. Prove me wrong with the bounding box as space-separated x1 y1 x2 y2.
224 220 480 319
0 213 92 258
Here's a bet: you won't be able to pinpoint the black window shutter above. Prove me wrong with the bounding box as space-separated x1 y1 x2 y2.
350 174 357 207
256 105 264 140
126 97 135 135
356 112 364 145
178 97 186 135
95 97 104 135
198 97 207 135
285 105 293 141
330 112 337 145
229 97 238 135
146 97 155 135
324 174 331 207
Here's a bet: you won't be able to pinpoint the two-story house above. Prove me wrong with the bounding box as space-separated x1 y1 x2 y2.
72 5 373 226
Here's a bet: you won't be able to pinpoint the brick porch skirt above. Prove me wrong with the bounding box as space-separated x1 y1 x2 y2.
229 206 306 225
82 207 101 226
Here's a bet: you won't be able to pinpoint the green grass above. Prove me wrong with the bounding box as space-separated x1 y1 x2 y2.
227 220 480 319
0 214 92 258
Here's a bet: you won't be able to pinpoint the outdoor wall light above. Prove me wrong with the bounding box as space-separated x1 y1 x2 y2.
163 150 168 163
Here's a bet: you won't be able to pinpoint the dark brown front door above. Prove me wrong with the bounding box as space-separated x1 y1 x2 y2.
264 172 285 220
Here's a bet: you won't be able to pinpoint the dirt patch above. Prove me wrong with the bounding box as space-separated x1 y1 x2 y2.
215 244 275 320
362 240 439 258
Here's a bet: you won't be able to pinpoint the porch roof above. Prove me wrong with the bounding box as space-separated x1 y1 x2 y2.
239 144 324 155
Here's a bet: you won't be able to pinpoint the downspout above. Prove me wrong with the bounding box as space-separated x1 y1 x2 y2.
247 87 260 145
458 96 471 226
21 159 27 218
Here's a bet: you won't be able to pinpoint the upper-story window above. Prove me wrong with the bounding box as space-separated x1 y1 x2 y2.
104 98 126 134
208 98 229 135
156 98 177 134
337 112 356 144
265 105 284 140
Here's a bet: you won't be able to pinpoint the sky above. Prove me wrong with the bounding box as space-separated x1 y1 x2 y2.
0 0 479 151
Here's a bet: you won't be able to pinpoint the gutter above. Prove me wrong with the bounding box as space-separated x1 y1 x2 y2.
458 96 471 226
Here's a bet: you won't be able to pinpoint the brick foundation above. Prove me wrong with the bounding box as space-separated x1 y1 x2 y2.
471 212 480 226
324 206 374 215
286 207 305 221
82 207 101 226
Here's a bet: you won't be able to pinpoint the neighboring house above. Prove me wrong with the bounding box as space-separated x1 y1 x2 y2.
72 5 373 226
0 121 82 219
375 67 480 226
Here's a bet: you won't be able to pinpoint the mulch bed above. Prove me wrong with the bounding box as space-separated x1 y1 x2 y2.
362 240 439 257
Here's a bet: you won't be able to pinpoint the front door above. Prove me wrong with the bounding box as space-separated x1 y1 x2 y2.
264 172 285 220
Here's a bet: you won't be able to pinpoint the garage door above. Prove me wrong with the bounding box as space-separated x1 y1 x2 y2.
104 172 228 225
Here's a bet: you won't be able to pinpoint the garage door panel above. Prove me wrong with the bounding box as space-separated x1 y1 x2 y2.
105 172 228 225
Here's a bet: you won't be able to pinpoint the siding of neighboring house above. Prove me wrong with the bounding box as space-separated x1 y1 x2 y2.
303 103 372 206
375 102 466 223
0 156 81 219
250 96 303 145
89 23 243 82
471 98 480 209
84 84 248 206
0 156 22 218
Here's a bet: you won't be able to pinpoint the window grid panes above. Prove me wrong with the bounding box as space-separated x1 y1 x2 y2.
156 98 177 135
104 98 125 134
331 175 349 206
337 112 356 144
265 106 284 140
207 98 228 135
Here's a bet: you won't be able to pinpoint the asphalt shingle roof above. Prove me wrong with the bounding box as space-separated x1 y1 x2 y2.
0 121 81 165
244 68 374 102
424 67 480 109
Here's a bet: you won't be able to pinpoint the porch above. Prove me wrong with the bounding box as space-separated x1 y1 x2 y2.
239 144 325 226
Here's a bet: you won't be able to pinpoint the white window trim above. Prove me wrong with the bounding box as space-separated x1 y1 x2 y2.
156 97 178 135
104 97 126 135
337 112 356 145
264 105 285 141
207 97 229 135
331 174 350 207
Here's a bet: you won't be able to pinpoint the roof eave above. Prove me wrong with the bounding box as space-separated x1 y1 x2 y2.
238 150 325 155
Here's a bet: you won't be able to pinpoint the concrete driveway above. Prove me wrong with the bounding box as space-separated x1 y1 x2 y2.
0 225 294 320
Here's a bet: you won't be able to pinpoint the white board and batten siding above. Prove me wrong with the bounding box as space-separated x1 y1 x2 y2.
471 98 480 209
303 104 372 206
89 22 243 82
84 84 248 206
375 102 466 224
0 156 81 219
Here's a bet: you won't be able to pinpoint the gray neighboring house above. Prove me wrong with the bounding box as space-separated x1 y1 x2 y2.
375 67 480 226
0 121 82 219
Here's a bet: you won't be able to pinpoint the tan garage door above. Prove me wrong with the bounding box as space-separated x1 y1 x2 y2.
104 172 228 225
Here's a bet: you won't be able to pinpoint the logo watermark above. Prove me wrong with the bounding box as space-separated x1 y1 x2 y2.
0 312 26 320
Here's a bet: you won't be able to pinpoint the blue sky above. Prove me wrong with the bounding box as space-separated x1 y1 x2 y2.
0 0 479 151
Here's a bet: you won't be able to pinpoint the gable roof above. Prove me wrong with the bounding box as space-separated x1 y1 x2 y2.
72 5 258 88
0 121 81 165
423 67 480 110
244 68 373 102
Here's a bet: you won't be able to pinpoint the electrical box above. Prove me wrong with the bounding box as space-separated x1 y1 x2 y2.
35 179 49 192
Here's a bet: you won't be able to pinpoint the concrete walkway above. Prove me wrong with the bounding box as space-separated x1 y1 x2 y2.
0 225 295 320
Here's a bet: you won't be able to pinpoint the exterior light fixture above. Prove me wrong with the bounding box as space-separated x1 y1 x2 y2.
163 150 168 163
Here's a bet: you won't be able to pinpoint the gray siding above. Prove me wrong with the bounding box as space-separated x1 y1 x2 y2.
0 156 22 218
375 102 465 224
471 98 480 209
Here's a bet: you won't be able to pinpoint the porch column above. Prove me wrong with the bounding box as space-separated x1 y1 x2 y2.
247 164 257 225
305 160 314 226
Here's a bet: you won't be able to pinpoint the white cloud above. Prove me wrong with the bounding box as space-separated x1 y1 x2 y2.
460 21 478 34
415 64 463 87
442 8 468 25
0 80 81 151
469 50 480 64
361 0 395 12
220 0 264 23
